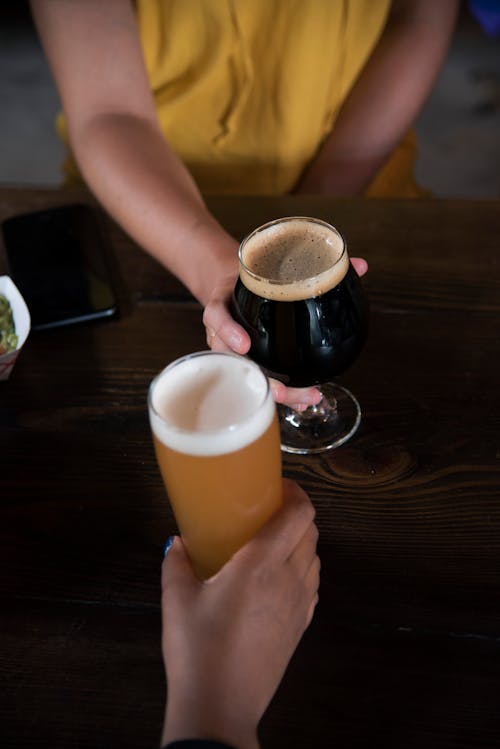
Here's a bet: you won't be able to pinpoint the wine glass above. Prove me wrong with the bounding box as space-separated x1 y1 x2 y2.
232 216 368 454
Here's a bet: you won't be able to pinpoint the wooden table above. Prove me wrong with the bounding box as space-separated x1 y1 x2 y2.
1 187 499 749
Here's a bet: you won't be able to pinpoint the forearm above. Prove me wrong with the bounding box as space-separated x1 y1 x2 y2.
30 0 238 306
70 113 238 306
296 0 458 195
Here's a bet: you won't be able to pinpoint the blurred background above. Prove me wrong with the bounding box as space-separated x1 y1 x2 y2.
1 1 499 197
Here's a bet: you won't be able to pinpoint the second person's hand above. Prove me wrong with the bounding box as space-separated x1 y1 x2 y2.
202 257 368 409
160 479 320 749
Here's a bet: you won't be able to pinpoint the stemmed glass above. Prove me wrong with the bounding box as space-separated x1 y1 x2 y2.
232 216 368 454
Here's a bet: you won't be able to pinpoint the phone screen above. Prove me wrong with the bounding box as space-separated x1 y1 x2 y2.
2 203 118 330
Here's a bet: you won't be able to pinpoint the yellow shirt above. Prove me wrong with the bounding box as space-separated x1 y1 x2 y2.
59 0 423 197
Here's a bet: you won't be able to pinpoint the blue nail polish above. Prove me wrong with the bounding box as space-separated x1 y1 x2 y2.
163 536 174 557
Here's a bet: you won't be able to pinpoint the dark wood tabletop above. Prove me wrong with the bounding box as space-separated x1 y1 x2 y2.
1 186 499 749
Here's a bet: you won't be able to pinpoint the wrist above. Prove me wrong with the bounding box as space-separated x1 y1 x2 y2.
163 741 241 749
163 694 260 749
179 213 239 306
296 153 384 197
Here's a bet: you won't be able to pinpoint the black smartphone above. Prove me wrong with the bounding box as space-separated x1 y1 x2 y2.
2 203 118 330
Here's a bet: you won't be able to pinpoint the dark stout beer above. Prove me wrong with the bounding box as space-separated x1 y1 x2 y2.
232 217 368 387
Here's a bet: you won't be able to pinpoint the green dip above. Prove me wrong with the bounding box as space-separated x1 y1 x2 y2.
0 293 18 354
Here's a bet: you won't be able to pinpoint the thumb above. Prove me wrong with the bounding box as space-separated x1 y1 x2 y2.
161 536 199 599
351 257 368 277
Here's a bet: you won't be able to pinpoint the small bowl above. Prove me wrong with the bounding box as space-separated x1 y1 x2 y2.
0 276 31 381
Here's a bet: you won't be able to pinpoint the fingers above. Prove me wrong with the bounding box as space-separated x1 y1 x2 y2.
240 479 316 567
287 520 319 578
351 257 368 277
306 590 320 629
272 501 319 634
202 257 367 354
269 379 322 408
287 515 320 627
289 524 321 629
203 300 250 355
304 550 321 626
161 536 199 601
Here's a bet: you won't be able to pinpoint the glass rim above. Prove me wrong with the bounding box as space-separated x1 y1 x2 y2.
238 215 348 286
148 350 272 436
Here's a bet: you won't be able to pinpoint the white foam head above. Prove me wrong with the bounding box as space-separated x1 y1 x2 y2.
148 351 275 456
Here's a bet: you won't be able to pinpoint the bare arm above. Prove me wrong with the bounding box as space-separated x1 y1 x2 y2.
295 0 459 196
30 0 239 308
30 0 365 408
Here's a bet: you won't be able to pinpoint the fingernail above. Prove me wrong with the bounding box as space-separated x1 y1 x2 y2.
163 536 174 557
309 388 322 405
229 332 242 350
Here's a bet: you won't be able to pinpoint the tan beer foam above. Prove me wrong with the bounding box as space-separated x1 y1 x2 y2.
239 218 349 301
149 353 275 456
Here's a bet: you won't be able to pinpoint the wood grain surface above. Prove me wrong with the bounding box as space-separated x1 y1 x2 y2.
1 187 499 749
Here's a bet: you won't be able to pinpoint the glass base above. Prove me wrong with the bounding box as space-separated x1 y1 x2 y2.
278 383 361 455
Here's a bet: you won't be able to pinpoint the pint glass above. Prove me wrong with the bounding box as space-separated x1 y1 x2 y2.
148 351 282 579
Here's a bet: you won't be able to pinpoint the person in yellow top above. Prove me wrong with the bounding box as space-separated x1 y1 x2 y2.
57 0 429 198
31 0 457 405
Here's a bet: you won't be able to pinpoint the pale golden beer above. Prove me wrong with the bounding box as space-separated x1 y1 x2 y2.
148 351 282 579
